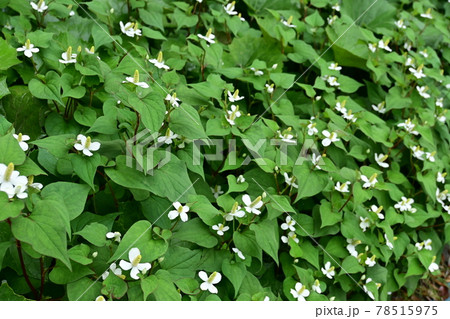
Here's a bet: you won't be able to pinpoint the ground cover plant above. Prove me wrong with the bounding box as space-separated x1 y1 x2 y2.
0 0 449 301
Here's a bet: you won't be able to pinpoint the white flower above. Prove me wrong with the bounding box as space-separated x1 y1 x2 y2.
157 128 178 144
224 2 237 15
335 101 347 114
374 153 389 168
232 247 245 260
409 66 426 79
395 19 406 29
335 181 350 193
198 28 215 44
282 16 296 28
328 62 342 71
321 130 340 146
361 174 377 188
250 67 264 76
17 39 39 58
437 172 446 184
226 104 241 126
365 255 376 267
346 239 361 257
283 173 298 189
199 271 222 294
436 189 449 205
420 9 432 19
13 133 30 151
95 296 106 301
168 202 189 222
428 256 438 272
327 15 338 25
281 216 296 231
332 3 340 11
85 46 95 55
369 205 384 219
359 217 370 232
238 13 245 22
149 51 170 70
435 97 443 108
30 0 48 12
242 194 263 215
416 86 430 99
165 93 180 107
265 83 274 94
378 40 392 52
210 185 224 199
119 248 151 280
212 223 229 236
326 76 340 87
371 102 386 114
281 231 299 244
227 89 244 102
236 175 245 183
307 121 318 136
74 134 101 156
419 50 428 58
290 282 310 301
398 118 419 135
102 263 123 280
59 46 77 64
425 151 436 162
312 279 322 294
106 231 121 243
278 128 296 144
405 57 415 67
342 110 357 123
368 43 377 53
321 262 335 279
394 197 414 212
385 234 394 250
404 42 412 51
225 202 246 221
363 278 376 300
0 163 28 199
423 239 433 251
119 21 141 37
123 70 149 88
69 10 75 16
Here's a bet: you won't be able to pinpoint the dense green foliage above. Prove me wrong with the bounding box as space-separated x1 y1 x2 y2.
0 0 449 301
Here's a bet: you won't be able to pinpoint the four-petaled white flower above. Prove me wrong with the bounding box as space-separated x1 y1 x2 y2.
435 97 443 108
335 101 347 114
59 46 77 64
95 296 106 301
265 84 274 94
226 104 241 126
419 50 428 58
321 130 340 147
369 205 384 219
359 217 371 232
394 197 415 212
199 271 222 294
312 279 322 294
17 39 39 58
374 153 389 168
225 202 246 221
385 234 394 250
372 102 386 114
307 121 318 136
250 67 264 76
242 194 263 215
328 62 342 71
346 239 361 257
74 134 101 156
326 76 340 87
397 118 419 135
149 51 170 70
102 263 123 280
123 70 149 88
378 40 392 52
119 248 151 280
405 57 415 67
13 133 30 151
436 189 449 206
106 231 121 242
420 9 432 19
283 172 298 189
437 172 446 184
281 216 296 231
168 202 189 222
332 3 340 11
321 262 335 279
157 128 178 144
365 255 376 267
210 185 224 199
415 238 432 251
0 163 28 199
409 66 426 79
232 247 245 260
30 0 48 12
368 43 377 53
281 231 299 244
425 151 436 162
224 2 237 15
361 173 377 189
278 128 296 144
428 256 438 272
395 19 406 29
342 109 357 123
198 28 216 44
335 181 350 193
290 282 310 301
416 86 430 99
282 16 296 28
327 15 337 25
165 93 180 107
227 89 244 102
237 175 246 183
212 223 229 236
119 21 142 37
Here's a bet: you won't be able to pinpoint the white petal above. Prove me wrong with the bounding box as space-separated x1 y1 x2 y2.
128 247 140 261
242 194 251 206
198 271 209 282
130 267 140 280
119 260 132 271
89 142 101 151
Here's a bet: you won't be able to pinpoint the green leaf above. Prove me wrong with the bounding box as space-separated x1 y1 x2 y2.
0 134 26 165
169 104 207 139
101 273 128 299
0 76 10 99
0 191 24 221
188 194 222 226
222 259 246 297
0 283 28 301
172 218 218 248
75 223 108 247
141 276 158 300
339 256 365 274
41 182 90 220
69 153 101 189
293 166 329 201
250 218 279 264
0 38 20 71
67 278 102 301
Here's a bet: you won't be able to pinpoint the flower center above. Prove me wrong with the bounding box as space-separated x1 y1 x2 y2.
131 254 142 267
232 90 239 99
206 28 213 39
66 46 73 60
298 285 306 295
38 0 44 9
330 132 337 140
208 271 218 283
85 136 91 148
25 40 31 50
287 16 293 25
157 51 163 63
369 173 377 183
250 196 262 208
125 22 134 31
133 69 140 83
4 163 14 182
380 154 388 162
